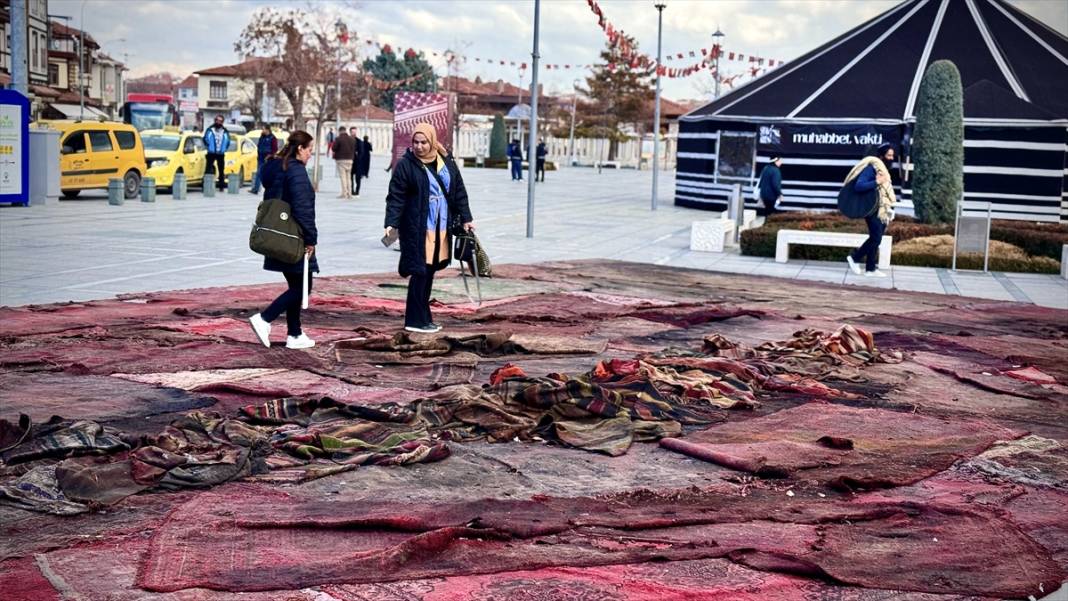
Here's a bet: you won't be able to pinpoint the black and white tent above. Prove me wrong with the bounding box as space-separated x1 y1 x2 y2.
675 0 1068 223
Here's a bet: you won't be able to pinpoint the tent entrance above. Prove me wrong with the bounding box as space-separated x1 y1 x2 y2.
716 131 757 183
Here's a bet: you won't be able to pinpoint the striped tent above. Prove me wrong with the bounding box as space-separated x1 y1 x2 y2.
676 0 1068 223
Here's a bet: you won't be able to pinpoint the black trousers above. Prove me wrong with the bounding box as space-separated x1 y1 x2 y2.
206 153 226 189
405 268 437 327
352 170 362 196
262 271 313 336
851 213 886 272
536 159 545 181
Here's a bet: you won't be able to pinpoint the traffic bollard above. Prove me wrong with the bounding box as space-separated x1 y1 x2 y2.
203 173 216 197
172 172 187 199
141 177 156 203
227 173 240 194
108 178 124 205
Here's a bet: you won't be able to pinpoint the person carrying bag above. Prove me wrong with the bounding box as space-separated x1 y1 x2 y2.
384 123 475 334
839 143 898 278
248 131 319 349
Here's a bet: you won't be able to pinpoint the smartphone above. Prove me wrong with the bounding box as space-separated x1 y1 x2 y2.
381 228 399 247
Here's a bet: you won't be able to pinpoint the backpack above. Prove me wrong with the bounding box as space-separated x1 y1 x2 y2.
250 197 304 263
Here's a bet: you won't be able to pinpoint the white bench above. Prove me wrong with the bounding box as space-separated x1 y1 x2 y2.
691 219 736 253
775 229 892 269
741 209 757 231
1061 244 1067 280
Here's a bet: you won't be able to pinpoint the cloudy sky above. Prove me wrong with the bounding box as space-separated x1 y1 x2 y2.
51 0 1068 102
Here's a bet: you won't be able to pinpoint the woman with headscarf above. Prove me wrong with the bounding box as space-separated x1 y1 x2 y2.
843 143 897 278
384 124 474 333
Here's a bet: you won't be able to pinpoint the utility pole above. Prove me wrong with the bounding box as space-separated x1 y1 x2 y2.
568 79 579 167
11 0 28 96
335 19 344 136
79 0 88 120
525 0 541 239
712 27 725 98
652 3 666 211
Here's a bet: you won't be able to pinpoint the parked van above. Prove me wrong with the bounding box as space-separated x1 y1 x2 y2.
38 121 145 199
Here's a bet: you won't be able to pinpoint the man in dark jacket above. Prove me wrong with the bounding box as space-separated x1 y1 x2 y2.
203 115 230 191
250 124 278 195
356 135 372 193
757 156 783 216
332 127 356 199
507 139 523 181
535 141 547 182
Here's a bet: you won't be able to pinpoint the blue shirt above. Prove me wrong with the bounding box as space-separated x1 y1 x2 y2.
425 162 450 230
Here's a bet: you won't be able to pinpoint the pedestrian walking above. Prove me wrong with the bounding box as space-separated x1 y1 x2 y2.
384 123 474 334
354 135 372 197
203 115 230 192
326 127 336 157
842 143 898 278
249 124 278 195
249 131 319 350
507 139 523 181
757 156 783 216
350 131 362 198
333 126 356 199
536 141 547 182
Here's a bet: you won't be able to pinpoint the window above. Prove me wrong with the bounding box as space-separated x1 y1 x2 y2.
63 131 89 154
193 138 206 152
715 132 757 180
48 63 59 86
87 131 113 152
209 81 227 100
242 139 256 154
31 32 38 70
115 131 137 150
184 138 197 153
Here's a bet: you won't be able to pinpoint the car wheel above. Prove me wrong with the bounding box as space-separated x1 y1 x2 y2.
61 189 80 199
123 170 142 199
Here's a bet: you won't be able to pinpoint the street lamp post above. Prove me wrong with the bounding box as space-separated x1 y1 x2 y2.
712 27 725 98
568 79 580 167
79 0 87 120
335 19 344 136
525 0 541 239
652 3 666 211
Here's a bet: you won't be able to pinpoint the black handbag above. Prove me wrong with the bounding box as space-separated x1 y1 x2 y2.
837 179 878 219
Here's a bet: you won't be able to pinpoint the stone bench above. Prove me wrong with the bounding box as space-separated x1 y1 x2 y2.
775 229 892 269
691 219 736 253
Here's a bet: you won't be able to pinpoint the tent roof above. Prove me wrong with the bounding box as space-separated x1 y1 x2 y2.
685 0 1068 123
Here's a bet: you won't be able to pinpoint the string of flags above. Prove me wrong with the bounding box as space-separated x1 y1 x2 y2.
584 0 783 79
338 10 784 84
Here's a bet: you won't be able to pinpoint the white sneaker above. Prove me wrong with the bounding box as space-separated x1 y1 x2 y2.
846 255 862 275
405 325 438 334
864 269 888 278
249 314 271 348
286 333 315 349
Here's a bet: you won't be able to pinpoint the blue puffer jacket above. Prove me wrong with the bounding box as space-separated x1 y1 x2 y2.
204 126 230 155
260 157 319 274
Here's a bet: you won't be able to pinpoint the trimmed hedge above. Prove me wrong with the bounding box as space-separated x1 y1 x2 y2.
740 212 1066 271
912 60 964 224
489 115 507 160
892 252 1060 274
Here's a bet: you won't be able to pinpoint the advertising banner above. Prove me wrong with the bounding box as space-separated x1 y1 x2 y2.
757 123 902 156
391 92 453 168
0 90 29 206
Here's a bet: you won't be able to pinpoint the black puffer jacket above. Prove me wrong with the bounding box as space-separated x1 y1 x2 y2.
260 157 319 273
384 149 473 278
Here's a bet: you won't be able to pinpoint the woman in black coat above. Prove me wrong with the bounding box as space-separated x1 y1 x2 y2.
249 131 319 349
384 123 474 333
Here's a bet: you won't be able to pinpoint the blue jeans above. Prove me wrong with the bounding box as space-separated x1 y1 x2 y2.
851 213 886 272
250 157 267 193
510 159 522 180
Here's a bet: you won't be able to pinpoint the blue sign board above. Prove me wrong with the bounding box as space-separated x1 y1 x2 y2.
0 89 30 206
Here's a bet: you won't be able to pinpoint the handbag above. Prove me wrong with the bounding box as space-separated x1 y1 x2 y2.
249 197 305 263
837 180 878 219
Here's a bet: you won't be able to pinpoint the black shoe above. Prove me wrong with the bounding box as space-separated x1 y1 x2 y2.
428 322 443 333
405 324 438 334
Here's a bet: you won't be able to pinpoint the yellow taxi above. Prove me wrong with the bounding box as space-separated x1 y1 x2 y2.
37 120 145 199
141 129 207 189
224 134 259 184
